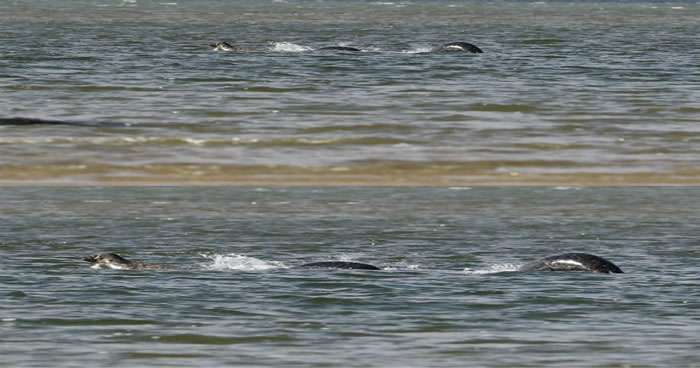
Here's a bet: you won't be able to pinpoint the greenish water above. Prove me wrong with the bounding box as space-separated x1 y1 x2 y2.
1 186 699 367
1 0 699 184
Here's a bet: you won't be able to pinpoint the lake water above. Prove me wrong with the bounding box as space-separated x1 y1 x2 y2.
1 0 699 185
1 186 699 367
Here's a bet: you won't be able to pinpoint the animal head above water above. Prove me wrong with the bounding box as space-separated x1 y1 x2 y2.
210 41 251 51
83 252 132 269
82 252 170 270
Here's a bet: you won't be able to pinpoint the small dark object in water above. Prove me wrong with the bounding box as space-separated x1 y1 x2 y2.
318 46 361 52
0 117 128 127
298 261 380 270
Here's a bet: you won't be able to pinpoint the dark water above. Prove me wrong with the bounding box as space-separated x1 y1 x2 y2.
1 186 699 367
1 0 699 184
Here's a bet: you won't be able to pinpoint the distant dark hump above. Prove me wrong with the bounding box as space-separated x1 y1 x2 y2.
318 46 361 52
299 261 380 270
433 42 483 54
520 252 623 274
0 117 129 128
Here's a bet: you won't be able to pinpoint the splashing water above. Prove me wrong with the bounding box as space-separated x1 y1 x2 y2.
200 253 287 271
400 46 432 54
270 42 313 52
461 264 521 275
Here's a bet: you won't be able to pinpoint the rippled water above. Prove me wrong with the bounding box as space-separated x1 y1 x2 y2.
1 0 699 184
1 186 699 367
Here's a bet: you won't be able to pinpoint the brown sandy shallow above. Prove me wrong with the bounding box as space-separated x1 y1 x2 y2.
1 163 699 186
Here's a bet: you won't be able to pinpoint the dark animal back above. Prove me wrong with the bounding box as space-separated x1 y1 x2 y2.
318 46 361 52
433 41 483 53
299 261 380 270
520 252 623 273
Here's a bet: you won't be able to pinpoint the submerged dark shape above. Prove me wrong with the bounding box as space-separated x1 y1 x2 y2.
520 253 623 274
210 41 251 51
0 117 129 127
432 41 483 54
318 46 361 52
298 261 380 270
83 252 171 270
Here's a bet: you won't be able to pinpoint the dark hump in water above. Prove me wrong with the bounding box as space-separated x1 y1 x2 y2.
298 261 380 270
432 41 483 54
520 253 623 274
318 46 361 52
0 117 129 128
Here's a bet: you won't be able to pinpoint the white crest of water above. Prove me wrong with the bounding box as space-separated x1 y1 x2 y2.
332 253 364 262
448 186 472 191
270 42 312 52
380 263 421 271
461 263 521 275
553 186 582 190
401 47 432 54
200 253 287 271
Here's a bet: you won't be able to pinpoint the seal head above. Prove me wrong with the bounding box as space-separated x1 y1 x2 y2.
298 261 380 270
83 252 170 270
432 41 483 53
520 252 623 274
210 41 251 51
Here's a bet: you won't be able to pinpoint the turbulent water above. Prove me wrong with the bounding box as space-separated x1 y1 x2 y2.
1 0 699 184
1 2 699 364
1 186 699 367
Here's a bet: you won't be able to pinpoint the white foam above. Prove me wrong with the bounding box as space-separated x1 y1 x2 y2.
462 263 521 275
381 264 420 271
333 253 368 262
200 253 287 271
448 186 472 190
401 47 432 54
270 42 312 52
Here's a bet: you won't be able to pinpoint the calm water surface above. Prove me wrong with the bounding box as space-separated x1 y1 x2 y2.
1 0 699 184
1 186 699 367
